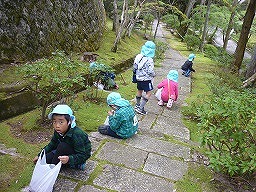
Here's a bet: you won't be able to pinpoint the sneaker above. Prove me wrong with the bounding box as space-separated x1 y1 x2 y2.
134 104 140 110
158 100 164 106
76 163 86 171
135 108 148 115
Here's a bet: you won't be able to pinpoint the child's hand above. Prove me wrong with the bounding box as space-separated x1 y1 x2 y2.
108 110 114 116
33 156 38 164
58 156 69 164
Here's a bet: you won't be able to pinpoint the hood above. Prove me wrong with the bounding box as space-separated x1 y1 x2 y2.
167 70 179 82
140 41 156 58
48 104 76 128
188 53 195 61
107 92 130 107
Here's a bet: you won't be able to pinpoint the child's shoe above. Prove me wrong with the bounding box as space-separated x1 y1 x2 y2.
134 104 140 110
76 163 86 171
135 108 148 115
167 99 174 109
158 100 164 106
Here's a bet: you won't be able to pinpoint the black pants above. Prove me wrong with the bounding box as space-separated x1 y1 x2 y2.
46 142 75 165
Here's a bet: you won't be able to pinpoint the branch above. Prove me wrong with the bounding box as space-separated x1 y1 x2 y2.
242 72 256 88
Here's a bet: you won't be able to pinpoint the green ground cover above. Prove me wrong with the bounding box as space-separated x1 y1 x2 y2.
0 22 223 191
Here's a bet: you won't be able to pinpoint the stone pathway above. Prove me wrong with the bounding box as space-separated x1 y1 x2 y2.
45 23 194 192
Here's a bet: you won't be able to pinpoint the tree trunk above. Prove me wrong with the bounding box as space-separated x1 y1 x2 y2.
231 0 256 73
111 0 128 52
127 0 146 37
153 16 160 40
112 0 119 34
185 0 196 18
242 72 256 88
200 0 211 52
245 46 256 79
223 0 238 50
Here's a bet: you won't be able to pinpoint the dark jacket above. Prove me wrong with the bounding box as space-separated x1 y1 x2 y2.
43 126 91 167
181 60 195 72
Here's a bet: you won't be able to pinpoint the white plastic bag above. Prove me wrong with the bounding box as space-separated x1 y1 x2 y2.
29 150 62 192
155 88 163 101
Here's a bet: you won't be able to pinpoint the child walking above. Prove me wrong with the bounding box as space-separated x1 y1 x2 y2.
33 104 91 171
156 70 179 108
133 41 156 115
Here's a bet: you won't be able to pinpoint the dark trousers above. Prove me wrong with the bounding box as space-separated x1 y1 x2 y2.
46 142 75 165
98 125 123 139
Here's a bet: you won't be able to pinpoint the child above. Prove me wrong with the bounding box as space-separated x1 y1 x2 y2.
33 104 91 171
133 41 156 115
181 53 196 77
98 92 138 139
156 70 179 108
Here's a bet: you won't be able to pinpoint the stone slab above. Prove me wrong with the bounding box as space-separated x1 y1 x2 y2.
143 153 188 181
59 160 96 181
153 116 190 140
53 178 77 192
78 185 107 192
93 164 174 192
137 113 157 130
126 135 190 160
96 142 148 169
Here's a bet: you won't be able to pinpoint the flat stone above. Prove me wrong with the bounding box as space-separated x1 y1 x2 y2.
53 178 77 192
96 142 148 169
143 153 188 181
59 160 96 181
126 135 190 160
93 164 174 192
153 116 190 140
78 185 107 192
137 113 157 130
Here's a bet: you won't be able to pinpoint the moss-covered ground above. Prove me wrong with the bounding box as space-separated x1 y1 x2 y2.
0 21 223 191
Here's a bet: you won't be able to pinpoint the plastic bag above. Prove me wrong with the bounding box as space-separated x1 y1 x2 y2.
155 88 163 101
29 150 62 192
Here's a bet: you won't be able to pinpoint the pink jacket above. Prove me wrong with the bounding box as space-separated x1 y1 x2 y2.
157 79 178 102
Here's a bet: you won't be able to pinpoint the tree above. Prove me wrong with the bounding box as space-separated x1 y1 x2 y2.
199 0 212 52
127 0 147 37
243 46 256 87
185 0 197 18
112 0 119 34
223 0 239 50
245 46 256 79
19 50 88 121
231 0 256 73
111 0 129 52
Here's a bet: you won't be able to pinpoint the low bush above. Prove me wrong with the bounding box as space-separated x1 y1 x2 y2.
184 34 200 51
197 88 256 176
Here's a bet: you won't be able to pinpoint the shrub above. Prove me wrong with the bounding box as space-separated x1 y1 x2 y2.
204 45 233 65
155 41 169 60
19 50 89 120
184 35 200 51
197 88 256 176
162 14 180 29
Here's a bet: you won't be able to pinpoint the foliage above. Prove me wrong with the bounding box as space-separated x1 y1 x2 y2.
162 14 180 29
204 45 233 66
155 41 169 60
142 13 155 34
18 50 89 120
184 34 200 50
197 87 256 176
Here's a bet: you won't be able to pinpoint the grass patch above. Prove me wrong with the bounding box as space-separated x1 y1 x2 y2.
0 20 145 191
175 163 216 192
